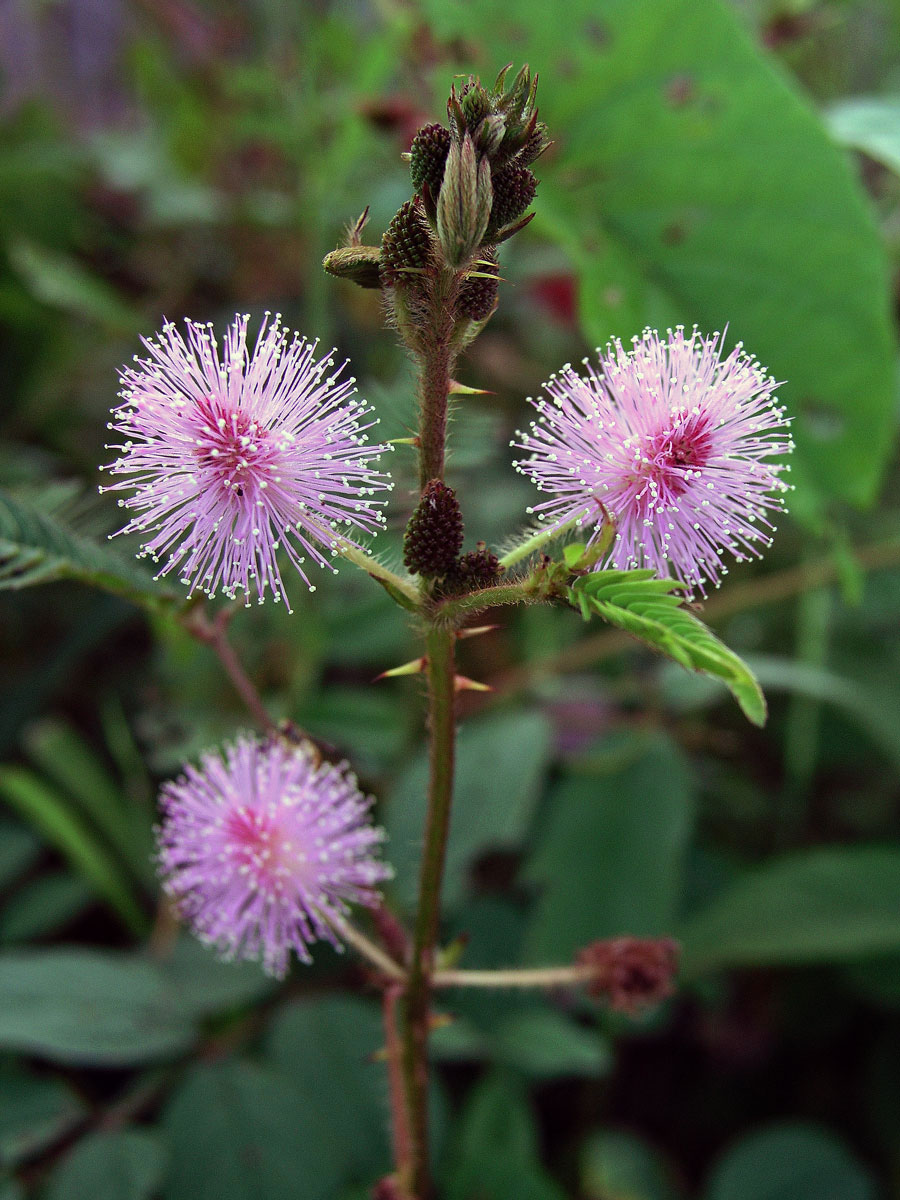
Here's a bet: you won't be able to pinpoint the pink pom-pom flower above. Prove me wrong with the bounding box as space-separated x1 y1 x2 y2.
513 327 793 595
156 735 393 978
102 313 391 610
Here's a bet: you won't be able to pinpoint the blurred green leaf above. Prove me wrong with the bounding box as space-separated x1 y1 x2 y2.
0 951 193 1065
24 720 155 885
45 1129 167 1200
8 240 139 332
0 488 172 608
0 767 146 934
681 847 900 975
427 0 896 507
826 97 900 176
744 655 900 776
264 995 390 1184
582 1130 681 1200
704 1123 876 1200
0 947 269 1066
0 872 93 944
162 1059 343 1200
0 1065 85 1169
388 710 553 910
493 1010 612 1079
568 571 765 725
523 735 694 962
444 1071 567 1200
0 819 41 890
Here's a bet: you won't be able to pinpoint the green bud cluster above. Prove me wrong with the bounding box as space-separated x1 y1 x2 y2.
381 199 433 286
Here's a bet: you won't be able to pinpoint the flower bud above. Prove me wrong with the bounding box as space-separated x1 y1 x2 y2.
436 133 493 267
322 245 382 289
381 198 433 286
409 122 452 199
487 161 537 239
403 480 464 577
458 255 500 321
441 544 504 595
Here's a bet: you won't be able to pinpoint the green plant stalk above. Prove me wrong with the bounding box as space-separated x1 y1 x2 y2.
417 268 460 488
402 622 456 1196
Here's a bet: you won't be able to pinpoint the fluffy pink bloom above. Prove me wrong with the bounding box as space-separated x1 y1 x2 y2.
102 314 391 610
157 735 393 977
513 327 793 594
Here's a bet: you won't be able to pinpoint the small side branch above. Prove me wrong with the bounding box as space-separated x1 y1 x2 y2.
433 964 597 989
183 606 279 736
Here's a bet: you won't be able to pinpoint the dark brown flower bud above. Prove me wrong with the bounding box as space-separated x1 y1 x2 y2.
409 123 451 198
440 543 504 595
488 161 537 238
577 936 680 1015
381 198 433 287
403 480 464 577
458 256 500 321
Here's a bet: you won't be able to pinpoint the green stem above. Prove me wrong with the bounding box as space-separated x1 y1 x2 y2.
417 269 460 488
402 624 456 1197
433 964 596 989
333 539 420 608
434 580 542 622
499 511 591 569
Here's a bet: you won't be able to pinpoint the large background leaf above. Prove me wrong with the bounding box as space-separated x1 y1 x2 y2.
425 0 897 507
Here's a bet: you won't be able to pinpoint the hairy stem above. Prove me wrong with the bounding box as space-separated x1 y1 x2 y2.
417 270 460 489
403 624 456 1196
333 538 420 608
384 984 414 1193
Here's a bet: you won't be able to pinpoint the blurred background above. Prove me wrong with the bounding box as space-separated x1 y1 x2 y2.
2 0 900 1197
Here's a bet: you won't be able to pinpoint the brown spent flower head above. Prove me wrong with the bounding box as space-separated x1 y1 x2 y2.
577 936 680 1014
381 198 433 287
403 480 464 577
458 256 500 321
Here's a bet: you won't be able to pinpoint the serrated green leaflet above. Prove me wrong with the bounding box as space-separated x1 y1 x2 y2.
0 487 173 608
567 570 766 725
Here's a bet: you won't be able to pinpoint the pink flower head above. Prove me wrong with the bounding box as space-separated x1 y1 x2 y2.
102 314 392 610
513 327 793 594
157 735 393 977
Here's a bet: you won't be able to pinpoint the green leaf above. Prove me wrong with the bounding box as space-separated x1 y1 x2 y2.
0 872 93 943
0 1065 85 1169
44 1129 167 1200
0 767 146 934
523 734 694 962
493 1010 612 1079
704 1123 876 1200
826 96 900 177
567 571 766 726
444 1071 567 1200
431 0 896 506
0 819 41 890
24 720 155 885
743 655 900 775
0 951 194 1065
387 710 553 910
263 995 390 1184
162 1060 343 1200
0 487 172 607
680 846 900 976
582 1130 681 1200
8 239 139 332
